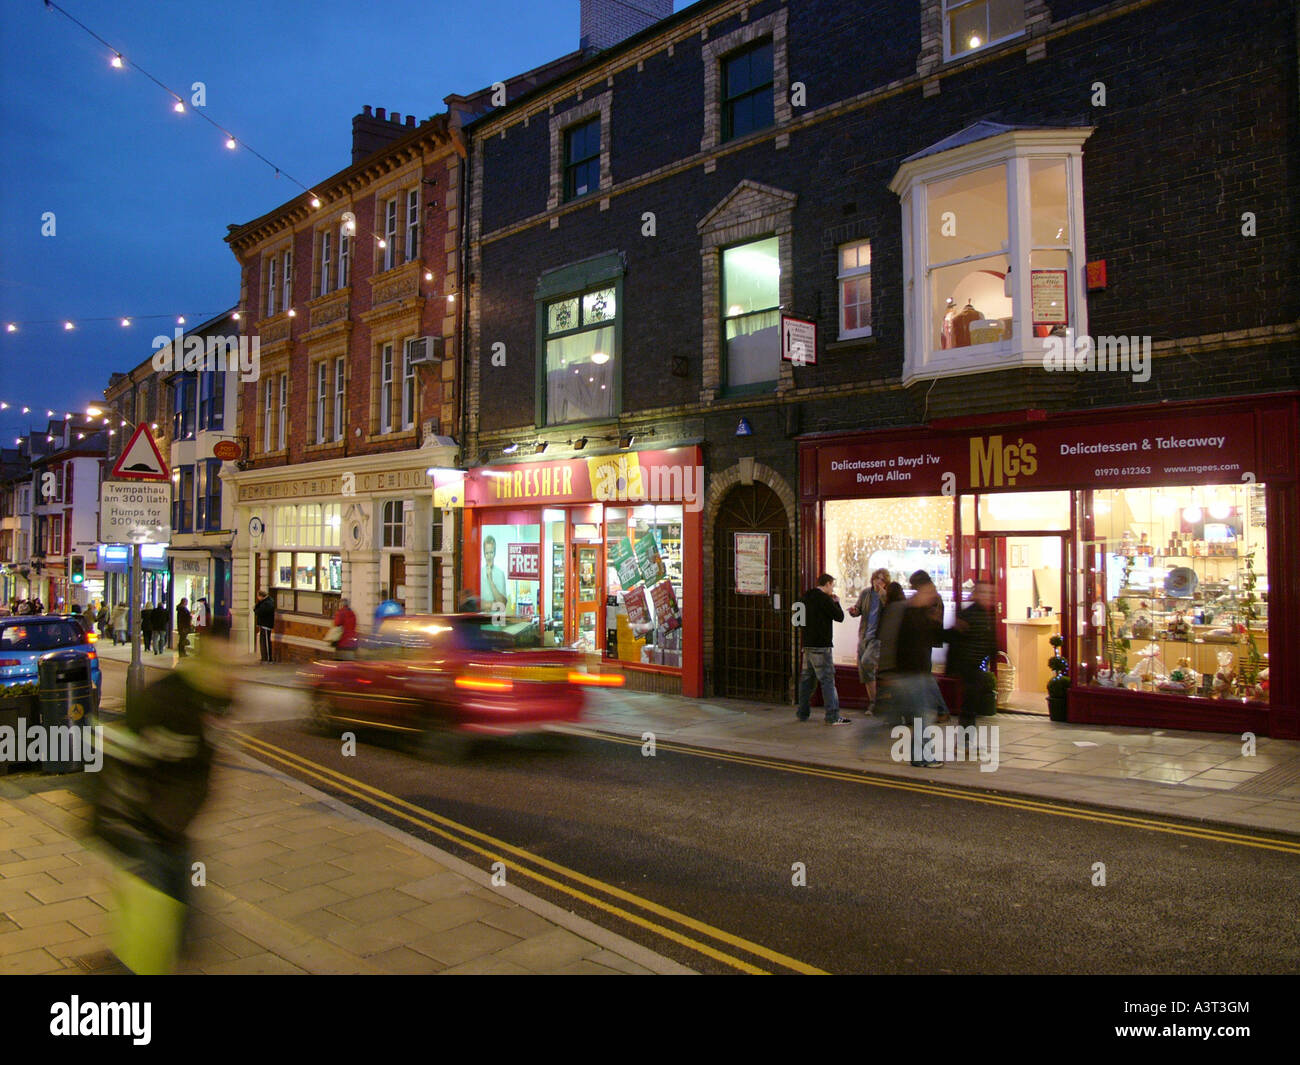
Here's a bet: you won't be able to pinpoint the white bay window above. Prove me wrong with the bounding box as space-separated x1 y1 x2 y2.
890 124 1092 385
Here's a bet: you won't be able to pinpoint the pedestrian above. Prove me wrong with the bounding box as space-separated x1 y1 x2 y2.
330 598 358 660
457 589 481 612
111 601 128 645
97 602 110 640
848 567 890 711
947 580 998 731
254 588 276 663
795 573 849 725
141 602 154 652
91 616 235 973
193 596 209 633
897 570 948 767
152 603 168 654
175 598 192 658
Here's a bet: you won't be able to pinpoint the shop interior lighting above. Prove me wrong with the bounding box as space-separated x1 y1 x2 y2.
1183 506 1203 523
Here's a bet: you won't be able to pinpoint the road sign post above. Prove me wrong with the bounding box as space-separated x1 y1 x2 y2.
102 423 171 705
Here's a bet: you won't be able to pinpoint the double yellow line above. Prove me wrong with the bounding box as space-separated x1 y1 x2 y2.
229 728 826 974
569 728 1300 855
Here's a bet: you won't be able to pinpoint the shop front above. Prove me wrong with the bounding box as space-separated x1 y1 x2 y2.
97 543 171 622
461 446 703 697
168 551 230 622
798 394 1298 738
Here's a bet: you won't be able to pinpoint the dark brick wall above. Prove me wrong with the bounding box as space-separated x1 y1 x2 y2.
473 0 1299 441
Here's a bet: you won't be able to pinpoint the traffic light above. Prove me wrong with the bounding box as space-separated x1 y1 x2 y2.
70 555 84 584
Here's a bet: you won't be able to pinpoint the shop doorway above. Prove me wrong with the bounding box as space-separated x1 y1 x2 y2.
569 543 603 652
967 525 1068 714
712 483 792 701
389 555 406 611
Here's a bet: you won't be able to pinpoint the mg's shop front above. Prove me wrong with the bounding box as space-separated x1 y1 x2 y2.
460 446 702 697
798 394 1298 738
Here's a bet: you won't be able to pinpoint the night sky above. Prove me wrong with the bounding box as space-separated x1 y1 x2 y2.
0 0 679 444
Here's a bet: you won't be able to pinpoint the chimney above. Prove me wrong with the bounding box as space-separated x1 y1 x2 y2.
352 105 415 164
579 0 671 53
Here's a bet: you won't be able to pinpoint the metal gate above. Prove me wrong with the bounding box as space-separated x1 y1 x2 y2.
713 483 792 701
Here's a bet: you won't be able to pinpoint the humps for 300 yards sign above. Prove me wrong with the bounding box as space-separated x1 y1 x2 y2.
100 482 171 544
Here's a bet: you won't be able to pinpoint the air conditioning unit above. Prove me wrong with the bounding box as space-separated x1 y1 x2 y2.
406 336 444 365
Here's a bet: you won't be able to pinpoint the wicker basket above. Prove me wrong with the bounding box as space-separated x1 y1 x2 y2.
993 651 1016 704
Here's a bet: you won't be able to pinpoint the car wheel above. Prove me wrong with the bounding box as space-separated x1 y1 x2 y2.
419 724 475 764
307 691 336 735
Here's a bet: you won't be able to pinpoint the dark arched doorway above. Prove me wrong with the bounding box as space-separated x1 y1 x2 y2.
713 482 793 701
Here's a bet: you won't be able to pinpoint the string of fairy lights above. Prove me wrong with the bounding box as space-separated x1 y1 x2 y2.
5 3 333 334
0 404 163 448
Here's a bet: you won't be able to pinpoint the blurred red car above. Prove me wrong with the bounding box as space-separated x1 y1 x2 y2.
303 613 622 750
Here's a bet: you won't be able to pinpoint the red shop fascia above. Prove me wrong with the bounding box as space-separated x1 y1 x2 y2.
797 393 1299 739
460 445 703 698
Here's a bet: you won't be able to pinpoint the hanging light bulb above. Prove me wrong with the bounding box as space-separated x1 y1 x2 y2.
111 53 124 69
21 407 29 414
225 137 237 150
310 196 321 208
63 321 74 331
177 316 186 324
1183 505 1203 523
120 318 131 327
231 311 241 321
5 323 16 332
1209 501 1231 521
173 99 185 113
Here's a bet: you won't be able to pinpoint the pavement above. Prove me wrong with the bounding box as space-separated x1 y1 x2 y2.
3 640 1297 974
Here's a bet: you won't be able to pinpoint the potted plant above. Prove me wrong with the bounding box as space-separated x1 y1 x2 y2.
0 682 39 774
1047 634 1070 722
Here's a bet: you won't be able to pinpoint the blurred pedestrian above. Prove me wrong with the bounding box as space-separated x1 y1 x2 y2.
948 580 998 731
795 573 849 725
193 596 209 633
331 598 358 660
141 602 154 652
175 598 192 658
848 567 890 710
898 571 948 767
91 616 236 973
152 603 168 654
254 588 276 662
111 601 128 645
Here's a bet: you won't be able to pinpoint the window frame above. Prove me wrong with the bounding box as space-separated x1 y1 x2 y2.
535 256 624 428
333 357 346 441
547 93 612 212
721 236 782 391
382 500 404 549
837 239 873 340
318 229 332 296
721 39 775 143
405 188 420 263
943 0 1027 62
401 339 417 431
700 9 790 154
563 117 601 202
379 343 395 434
281 249 292 314
198 369 224 431
266 256 278 316
277 372 288 450
315 361 328 444
890 127 1092 386
262 379 274 452
337 226 351 288
173 465 195 534
382 197 398 272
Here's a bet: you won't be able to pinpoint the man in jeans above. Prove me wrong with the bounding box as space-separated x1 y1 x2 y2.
795 573 850 725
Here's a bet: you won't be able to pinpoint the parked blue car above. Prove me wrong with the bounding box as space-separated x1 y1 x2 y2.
0 616 102 708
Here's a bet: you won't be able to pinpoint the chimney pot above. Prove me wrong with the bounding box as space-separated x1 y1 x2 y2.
392 112 401 124
376 107 386 120
363 105 372 116
406 114 416 127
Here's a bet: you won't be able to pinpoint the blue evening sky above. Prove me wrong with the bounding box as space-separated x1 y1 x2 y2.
0 0 686 442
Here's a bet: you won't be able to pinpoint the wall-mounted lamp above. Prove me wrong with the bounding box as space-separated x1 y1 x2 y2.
571 436 588 451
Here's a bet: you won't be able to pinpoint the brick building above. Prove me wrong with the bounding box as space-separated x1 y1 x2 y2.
222 108 467 660
462 0 1298 734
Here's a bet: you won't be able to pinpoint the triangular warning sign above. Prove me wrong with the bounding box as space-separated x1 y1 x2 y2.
111 423 171 481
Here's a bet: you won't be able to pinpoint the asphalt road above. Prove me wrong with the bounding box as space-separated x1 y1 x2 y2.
99 659 1300 975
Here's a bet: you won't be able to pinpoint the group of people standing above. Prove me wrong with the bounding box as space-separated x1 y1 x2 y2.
796 569 998 767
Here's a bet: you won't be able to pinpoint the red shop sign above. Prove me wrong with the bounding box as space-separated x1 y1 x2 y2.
818 414 1258 497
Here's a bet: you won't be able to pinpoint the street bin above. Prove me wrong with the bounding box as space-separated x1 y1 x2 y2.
37 649 97 773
